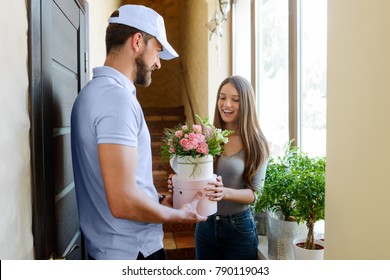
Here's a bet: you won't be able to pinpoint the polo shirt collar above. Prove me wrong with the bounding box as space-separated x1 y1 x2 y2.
92 66 136 95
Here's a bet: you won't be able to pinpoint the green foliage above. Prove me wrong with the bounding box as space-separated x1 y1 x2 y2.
252 182 268 214
256 141 300 221
255 140 326 250
292 156 326 225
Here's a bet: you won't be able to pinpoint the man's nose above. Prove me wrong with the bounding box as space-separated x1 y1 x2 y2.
155 57 161 69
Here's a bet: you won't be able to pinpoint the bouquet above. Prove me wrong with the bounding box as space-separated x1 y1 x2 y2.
161 114 233 160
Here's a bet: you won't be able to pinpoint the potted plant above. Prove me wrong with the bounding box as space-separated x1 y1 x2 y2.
256 140 309 259
291 152 326 259
258 140 326 259
259 141 299 221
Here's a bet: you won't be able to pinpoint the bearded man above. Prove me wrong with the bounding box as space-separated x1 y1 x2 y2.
71 5 206 260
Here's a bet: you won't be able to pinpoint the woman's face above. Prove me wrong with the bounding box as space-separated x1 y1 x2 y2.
218 82 240 128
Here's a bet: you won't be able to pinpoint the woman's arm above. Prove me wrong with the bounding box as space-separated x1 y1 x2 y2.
205 176 255 204
206 161 268 204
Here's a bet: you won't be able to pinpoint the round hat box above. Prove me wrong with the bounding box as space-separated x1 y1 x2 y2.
172 174 217 216
170 155 213 180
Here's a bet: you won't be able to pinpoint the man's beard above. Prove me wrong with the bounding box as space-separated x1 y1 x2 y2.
135 55 152 87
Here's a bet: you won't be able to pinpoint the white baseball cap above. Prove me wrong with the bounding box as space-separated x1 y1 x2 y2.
108 5 179 60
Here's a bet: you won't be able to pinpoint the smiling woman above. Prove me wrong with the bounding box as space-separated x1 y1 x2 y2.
190 76 270 260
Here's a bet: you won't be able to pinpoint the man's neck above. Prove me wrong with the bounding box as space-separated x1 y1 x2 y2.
104 52 135 83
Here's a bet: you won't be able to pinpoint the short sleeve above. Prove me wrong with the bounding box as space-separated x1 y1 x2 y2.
95 88 141 147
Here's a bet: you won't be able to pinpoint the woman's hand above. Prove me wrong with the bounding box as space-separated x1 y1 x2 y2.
167 173 174 194
205 175 226 201
158 174 174 208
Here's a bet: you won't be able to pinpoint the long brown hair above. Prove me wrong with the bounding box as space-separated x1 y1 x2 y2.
213 76 270 191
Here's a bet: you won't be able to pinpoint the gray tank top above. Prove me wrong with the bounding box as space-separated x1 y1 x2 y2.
216 149 267 215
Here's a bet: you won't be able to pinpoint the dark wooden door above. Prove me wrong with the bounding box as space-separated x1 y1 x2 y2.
30 0 88 260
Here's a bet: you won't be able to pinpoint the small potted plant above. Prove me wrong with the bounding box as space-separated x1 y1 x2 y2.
257 140 308 259
291 152 326 259
259 143 298 221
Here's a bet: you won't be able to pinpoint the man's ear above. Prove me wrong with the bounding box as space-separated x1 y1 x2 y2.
131 32 143 53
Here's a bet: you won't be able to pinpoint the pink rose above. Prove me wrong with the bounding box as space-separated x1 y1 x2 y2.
196 142 209 154
180 139 194 151
196 133 206 143
192 124 202 133
175 130 184 138
187 132 197 141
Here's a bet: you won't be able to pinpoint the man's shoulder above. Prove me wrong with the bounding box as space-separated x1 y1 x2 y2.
92 66 136 93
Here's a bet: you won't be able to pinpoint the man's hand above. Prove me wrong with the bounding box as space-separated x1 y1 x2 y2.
179 191 208 222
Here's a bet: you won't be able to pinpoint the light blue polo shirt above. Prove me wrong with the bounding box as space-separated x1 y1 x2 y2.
71 66 162 260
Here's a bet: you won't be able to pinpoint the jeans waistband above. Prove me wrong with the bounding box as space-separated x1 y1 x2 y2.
213 208 252 222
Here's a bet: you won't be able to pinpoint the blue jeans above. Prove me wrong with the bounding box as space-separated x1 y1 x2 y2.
195 208 258 260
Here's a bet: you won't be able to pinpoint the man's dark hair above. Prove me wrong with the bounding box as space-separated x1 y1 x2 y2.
106 10 154 55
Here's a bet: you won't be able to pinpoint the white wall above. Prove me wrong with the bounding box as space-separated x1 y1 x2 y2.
0 0 33 259
207 0 231 120
88 0 122 75
326 0 390 259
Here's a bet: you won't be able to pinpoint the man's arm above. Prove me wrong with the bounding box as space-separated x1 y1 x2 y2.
98 143 206 223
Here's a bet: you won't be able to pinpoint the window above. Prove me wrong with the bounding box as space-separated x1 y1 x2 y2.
256 0 289 156
298 0 327 156
233 0 327 157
